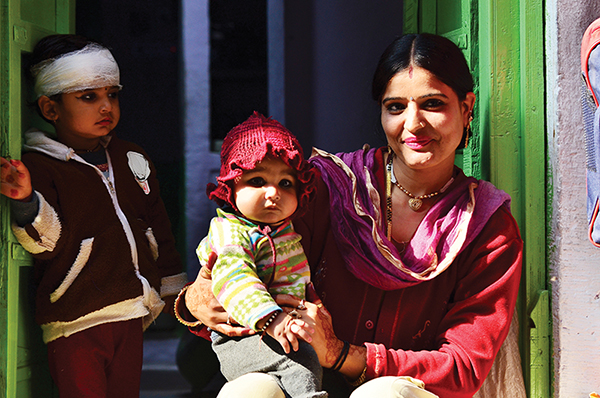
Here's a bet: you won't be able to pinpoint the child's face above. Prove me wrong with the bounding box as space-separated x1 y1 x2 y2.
51 86 120 143
234 157 298 226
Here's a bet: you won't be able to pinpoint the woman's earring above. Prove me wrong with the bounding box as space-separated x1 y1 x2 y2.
464 114 473 149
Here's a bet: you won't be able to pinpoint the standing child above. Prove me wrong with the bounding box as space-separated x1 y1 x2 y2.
193 112 326 397
0 34 187 397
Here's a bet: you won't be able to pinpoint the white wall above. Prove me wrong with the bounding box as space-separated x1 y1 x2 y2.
181 0 219 275
547 1 600 396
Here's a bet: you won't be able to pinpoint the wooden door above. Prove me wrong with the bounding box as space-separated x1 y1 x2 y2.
0 0 73 396
404 1 549 396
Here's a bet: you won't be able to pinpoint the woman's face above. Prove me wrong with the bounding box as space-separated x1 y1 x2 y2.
380 65 475 174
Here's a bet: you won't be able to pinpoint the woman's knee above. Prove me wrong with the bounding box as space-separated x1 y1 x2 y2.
217 373 285 398
350 376 439 398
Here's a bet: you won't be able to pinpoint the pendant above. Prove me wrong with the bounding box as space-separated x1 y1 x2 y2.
408 198 423 211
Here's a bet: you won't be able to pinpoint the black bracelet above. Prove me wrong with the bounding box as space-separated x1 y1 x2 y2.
331 341 350 372
260 310 281 333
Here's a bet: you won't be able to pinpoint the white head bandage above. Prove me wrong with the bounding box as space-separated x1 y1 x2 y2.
31 43 121 98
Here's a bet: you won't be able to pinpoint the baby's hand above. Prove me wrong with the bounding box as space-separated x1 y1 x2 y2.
0 157 32 201
266 311 314 354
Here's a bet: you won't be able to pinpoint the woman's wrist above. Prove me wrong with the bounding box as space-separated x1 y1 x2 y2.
335 343 368 385
348 365 368 387
174 283 203 327
330 340 350 371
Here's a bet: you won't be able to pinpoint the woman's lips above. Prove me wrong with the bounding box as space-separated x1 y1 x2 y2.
97 118 111 126
403 136 433 150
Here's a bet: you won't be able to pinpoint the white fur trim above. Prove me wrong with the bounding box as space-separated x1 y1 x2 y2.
50 238 94 303
142 286 165 330
145 227 159 261
135 271 165 330
11 191 61 254
41 287 165 343
160 272 188 297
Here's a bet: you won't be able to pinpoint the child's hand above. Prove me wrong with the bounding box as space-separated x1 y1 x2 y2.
266 311 314 354
1 157 33 201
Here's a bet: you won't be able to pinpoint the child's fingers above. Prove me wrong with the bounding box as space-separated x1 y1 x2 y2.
8 159 30 178
290 322 313 343
284 330 300 352
275 335 291 354
290 319 314 335
0 157 33 199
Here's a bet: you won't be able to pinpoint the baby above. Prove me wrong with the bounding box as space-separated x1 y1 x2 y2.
196 112 326 397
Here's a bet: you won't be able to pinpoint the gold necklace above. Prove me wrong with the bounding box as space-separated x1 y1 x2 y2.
386 152 454 213
392 181 442 211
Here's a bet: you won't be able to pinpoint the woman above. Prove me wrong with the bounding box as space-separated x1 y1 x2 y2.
177 33 524 398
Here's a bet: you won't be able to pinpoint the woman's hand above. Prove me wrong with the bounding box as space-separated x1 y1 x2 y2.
185 252 254 337
275 284 343 368
1 157 32 201
264 311 314 354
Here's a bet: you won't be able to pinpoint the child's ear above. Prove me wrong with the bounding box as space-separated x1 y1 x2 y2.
37 96 59 122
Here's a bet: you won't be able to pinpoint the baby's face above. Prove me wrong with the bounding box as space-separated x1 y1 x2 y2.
234 157 298 226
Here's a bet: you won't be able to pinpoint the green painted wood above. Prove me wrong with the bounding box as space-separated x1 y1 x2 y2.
0 0 73 396
420 0 436 34
406 0 549 396
479 0 549 396
403 0 419 34
519 1 549 396
529 290 550 398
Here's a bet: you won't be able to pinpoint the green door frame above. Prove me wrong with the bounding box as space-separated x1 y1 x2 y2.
404 1 550 397
0 0 74 396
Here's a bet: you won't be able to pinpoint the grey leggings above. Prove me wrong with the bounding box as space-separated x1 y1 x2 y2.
211 331 327 398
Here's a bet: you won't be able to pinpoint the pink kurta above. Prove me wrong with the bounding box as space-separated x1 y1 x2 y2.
294 147 522 398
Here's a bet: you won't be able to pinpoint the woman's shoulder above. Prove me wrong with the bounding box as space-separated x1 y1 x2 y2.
487 203 522 239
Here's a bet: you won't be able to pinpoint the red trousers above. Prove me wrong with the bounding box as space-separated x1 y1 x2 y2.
47 318 143 398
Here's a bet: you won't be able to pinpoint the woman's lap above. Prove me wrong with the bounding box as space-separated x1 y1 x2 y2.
216 374 438 398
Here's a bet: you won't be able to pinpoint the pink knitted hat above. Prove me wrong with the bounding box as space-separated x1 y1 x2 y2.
207 112 318 215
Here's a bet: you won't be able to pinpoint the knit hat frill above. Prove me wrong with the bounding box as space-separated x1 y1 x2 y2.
207 112 319 216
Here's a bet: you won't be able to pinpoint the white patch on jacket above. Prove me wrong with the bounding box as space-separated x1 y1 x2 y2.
50 237 94 303
127 151 151 194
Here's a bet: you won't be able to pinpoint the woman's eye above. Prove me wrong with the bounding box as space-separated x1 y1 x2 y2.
386 103 406 114
108 91 119 99
247 177 265 187
423 99 444 109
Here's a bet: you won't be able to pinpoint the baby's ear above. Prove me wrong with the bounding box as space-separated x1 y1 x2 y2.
37 96 59 122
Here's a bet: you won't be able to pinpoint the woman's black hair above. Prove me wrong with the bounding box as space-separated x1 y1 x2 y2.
371 33 474 103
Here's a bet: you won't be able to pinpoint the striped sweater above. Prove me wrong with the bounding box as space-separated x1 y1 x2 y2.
196 208 310 330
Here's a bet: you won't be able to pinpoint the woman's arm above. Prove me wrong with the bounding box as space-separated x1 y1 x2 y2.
364 208 523 398
182 258 253 337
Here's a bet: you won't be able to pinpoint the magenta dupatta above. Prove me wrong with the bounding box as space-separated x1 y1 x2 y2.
309 147 511 291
